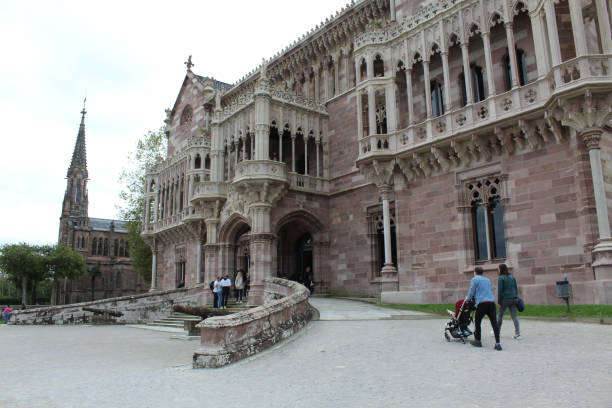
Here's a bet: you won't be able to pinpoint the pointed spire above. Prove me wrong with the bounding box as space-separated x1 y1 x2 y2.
68 98 88 178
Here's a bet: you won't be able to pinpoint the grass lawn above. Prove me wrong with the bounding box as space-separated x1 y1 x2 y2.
381 303 612 318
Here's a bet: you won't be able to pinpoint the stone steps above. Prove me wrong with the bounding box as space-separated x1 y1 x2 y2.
147 303 255 329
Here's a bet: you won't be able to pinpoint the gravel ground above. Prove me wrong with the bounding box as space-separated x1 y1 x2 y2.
1 298 611 408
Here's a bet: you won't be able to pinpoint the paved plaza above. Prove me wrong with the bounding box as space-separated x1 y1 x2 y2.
1 298 611 407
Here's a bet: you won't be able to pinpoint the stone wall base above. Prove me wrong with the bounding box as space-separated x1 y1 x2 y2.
193 278 312 368
382 280 612 305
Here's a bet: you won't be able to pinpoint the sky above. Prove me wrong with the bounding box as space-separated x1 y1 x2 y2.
0 0 353 246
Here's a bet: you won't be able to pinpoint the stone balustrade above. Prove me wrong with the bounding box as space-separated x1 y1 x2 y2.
232 160 289 184
288 172 330 193
193 277 313 368
9 285 207 325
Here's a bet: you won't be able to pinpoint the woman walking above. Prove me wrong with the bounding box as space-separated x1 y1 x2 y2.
497 264 521 340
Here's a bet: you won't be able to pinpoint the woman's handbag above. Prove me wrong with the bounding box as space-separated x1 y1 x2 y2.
517 297 525 312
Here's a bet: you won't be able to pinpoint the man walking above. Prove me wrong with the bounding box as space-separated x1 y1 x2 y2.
466 267 502 351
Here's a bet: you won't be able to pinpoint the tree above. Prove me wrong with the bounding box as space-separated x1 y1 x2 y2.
118 126 166 279
0 243 40 304
45 243 86 305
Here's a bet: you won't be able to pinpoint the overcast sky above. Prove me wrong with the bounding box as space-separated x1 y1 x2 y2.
0 0 353 246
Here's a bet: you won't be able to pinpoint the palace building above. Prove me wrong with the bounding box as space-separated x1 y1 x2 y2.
142 0 612 305
57 105 147 304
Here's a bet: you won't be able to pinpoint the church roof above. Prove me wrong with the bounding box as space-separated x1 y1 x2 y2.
194 75 232 92
68 102 88 178
89 218 129 233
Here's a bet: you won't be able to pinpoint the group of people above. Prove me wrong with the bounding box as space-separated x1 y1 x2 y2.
210 269 249 309
465 263 521 351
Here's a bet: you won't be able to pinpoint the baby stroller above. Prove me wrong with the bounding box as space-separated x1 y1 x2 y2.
444 299 474 343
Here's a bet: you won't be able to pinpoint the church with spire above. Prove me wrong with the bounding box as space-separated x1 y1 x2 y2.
57 102 147 304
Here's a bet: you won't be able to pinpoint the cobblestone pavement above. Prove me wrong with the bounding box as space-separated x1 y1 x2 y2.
1 298 611 408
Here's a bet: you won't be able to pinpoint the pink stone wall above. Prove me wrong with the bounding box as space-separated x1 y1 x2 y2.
167 75 206 157
156 237 200 291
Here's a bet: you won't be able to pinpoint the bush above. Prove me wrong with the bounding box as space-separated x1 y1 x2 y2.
0 297 21 306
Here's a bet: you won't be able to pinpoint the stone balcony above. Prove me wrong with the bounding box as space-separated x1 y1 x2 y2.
357 54 612 159
232 160 289 185
288 172 330 194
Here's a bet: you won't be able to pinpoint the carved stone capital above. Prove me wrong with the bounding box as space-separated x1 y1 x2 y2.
357 158 396 187
580 128 603 151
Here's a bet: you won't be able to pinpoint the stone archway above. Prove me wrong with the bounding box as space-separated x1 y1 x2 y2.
275 210 326 292
216 214 251 285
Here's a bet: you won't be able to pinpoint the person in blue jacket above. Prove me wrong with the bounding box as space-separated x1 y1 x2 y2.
466 267 502 351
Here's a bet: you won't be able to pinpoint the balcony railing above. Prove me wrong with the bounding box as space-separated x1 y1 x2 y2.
288 173 330 193
358 55 611 159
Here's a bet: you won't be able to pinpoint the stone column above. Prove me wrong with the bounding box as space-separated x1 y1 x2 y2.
385 83 397 133
153 187 159 221
333 57 340 97
248 203 274 305
390 0 396 21
505 22 521 89
356 89 363 139
279 131 283 162
530 11 551 77
314 67 320 101
242 137 246 161
423 60 432 118
316 140 321 177
226 147 231 181
595 0 612 53
304 137 309 175
367 86 376 135
461 42 474 104
405 68 414 124
291 135 296 172
196 239 203 284
582 129 612 279
544 0 562 84
440 51 452 110
379 184 398 292
254 73 271 160
150 248 158 291
482 31 496 95
323 66 329 100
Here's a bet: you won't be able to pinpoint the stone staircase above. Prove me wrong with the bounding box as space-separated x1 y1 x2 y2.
147 300 254 330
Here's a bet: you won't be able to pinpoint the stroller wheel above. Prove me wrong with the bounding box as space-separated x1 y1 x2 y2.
444 331 450 342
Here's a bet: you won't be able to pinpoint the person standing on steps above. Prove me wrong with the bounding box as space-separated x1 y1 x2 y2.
497 263 521 340
221 274 231 309
235 269 245 303
210 280 218 308
213 276 223 309
466 267 502 351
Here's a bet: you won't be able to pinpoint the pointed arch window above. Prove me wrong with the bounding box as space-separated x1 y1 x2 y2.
194 154 201 169
103 239 109 256
360 58 367 81
431 80 444 118
375 104 387 134
373 55 384 77
368 206 397 278
504 49 528 90
467 177 507 262
180 105 193 126
97 238 103 256
92 238 97 255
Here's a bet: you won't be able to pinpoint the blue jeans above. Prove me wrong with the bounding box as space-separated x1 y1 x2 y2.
3 312 10 323
216 291 223 308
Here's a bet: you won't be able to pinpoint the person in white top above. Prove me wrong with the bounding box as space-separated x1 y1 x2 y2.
213 277 223 309
221 275 232 308
235 269 245 303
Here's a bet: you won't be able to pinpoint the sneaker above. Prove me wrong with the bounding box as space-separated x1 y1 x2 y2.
470 340 482 348
490 330 494 336
494 343 502 351
513 334 521 340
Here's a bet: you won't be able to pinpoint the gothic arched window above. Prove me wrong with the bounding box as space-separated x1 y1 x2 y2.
97 238 103 256
360 58 367 81
103 239 109 256
373 55 384 77
92 238 97 255
194 154 201 169
431 80 444 117
504 49 528 90
467 177 507 262
180 105 193 126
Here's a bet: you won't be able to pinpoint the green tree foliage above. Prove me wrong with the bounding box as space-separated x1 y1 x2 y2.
118 126 167 278
0 243 84 305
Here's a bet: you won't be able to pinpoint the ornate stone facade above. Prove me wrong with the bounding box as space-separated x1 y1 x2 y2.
57 106 147 304
144 0 612 305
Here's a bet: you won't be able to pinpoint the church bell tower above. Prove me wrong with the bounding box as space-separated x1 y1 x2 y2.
59 100 90 250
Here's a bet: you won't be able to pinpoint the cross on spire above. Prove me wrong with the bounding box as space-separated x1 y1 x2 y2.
184 55 194 70
81 97 87 119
